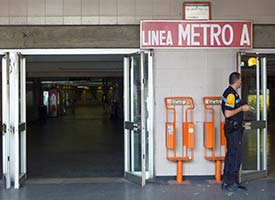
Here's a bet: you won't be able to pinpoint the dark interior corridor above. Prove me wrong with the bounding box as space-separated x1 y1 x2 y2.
27 105 124 178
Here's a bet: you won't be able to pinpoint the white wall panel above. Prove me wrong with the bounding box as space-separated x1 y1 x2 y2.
154 49 236 176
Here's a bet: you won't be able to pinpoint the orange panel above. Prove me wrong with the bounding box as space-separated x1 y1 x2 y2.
182 122 195 149
220 121 226 146
204 122 214 148
166 122 175 149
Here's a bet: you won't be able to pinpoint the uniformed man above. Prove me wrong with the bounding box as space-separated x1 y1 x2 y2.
221 72 252 191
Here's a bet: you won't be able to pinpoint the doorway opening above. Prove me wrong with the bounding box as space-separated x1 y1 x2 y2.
1 49 154 188
26 54 124 178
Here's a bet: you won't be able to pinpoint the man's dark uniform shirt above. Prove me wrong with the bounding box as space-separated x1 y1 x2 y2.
222 86 243 123
221 86 244 186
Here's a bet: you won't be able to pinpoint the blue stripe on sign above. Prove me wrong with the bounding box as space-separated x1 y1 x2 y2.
222 96 226 102
236 98 241 104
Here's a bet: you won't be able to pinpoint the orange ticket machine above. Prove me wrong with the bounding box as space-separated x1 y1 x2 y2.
203 96 226 183
165 97 195 184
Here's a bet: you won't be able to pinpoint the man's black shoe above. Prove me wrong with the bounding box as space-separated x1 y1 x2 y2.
235 182 248 191
225 183 239 192
221 182 229 190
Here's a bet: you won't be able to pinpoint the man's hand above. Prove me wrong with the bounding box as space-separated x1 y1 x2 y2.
224 104 252 118
242 104 252 112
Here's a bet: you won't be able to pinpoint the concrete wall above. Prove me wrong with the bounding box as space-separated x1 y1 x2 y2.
0 25 274 49
154 49 236 176
0 0 274 25
0 25 140 48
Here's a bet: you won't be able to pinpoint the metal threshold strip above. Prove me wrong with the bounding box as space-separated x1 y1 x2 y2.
24 177 127 185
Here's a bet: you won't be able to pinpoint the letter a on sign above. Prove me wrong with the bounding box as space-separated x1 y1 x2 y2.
240 24 251 46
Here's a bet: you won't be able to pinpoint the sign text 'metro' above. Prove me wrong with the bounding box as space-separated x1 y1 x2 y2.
140 20 253 49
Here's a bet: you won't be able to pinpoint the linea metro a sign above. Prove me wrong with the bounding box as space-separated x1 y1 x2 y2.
140 20 253 49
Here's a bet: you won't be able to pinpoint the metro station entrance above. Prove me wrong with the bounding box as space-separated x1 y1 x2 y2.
239 50 275 181
1 49 154 189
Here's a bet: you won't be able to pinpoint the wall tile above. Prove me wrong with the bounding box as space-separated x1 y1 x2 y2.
0 0 9 17
118 0 135 16
82 0 99 16
100 0 117 16
170 0 182 17
28 17 45 24
9 17 28 24
136 0 152 16
9 0 27 16
0 17 9 24
99 16 117 24
81 16 99 24
153 0 170 16
64 16 81 24
45 16 63 24
117 16 135 24
64 0 81 16
28 0 45 17
46 0 63 16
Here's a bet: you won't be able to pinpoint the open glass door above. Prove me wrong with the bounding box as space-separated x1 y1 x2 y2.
2 53 11 188
239 52 267 181
124 51 153 186
9 52 27 189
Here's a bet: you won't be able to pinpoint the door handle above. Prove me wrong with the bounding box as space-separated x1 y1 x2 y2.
125 121 141 132
2 124 7 134
243 120 267 130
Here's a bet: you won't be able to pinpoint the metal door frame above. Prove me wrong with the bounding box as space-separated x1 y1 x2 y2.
124 50 154 186
237 49 274 181
2 53 11 189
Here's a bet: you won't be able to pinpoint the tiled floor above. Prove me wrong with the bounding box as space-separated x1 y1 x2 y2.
27 105 124 178
1 177 275 200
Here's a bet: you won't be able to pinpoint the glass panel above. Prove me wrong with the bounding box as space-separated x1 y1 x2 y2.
241 54 266 171
241 62 257 170
125 52 150 181
144 54 149 172
18 58 22 175
132 54 142 172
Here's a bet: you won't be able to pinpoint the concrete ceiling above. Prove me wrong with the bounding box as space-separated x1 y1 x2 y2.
26 55 124 78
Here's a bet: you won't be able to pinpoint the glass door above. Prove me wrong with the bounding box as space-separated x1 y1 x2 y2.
239 52 267 181
124 51 153 186
2 53 11 189
4 52 27 189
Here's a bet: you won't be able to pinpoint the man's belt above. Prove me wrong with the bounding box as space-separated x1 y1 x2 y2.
225 119 242 130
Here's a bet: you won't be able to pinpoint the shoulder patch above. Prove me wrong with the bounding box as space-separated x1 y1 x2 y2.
225 93 235 108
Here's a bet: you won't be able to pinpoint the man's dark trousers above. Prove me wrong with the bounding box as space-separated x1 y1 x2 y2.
223 127 243 185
